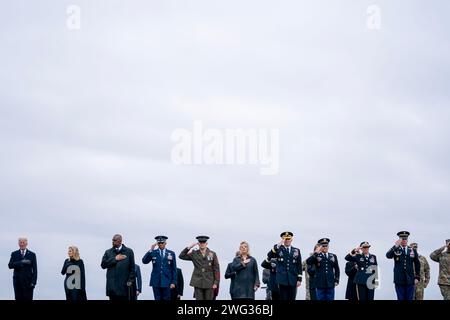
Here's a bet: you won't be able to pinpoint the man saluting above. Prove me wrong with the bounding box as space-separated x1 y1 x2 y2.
266 232 302 300
386 231 420 300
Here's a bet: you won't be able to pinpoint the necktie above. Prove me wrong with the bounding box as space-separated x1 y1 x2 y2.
160 249 164 258
21 250 25 258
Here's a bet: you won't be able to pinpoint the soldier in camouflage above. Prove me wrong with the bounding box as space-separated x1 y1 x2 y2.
409 243 430 300
430 239 450 300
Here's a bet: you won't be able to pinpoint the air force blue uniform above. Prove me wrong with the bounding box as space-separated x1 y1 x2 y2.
142 236 177 300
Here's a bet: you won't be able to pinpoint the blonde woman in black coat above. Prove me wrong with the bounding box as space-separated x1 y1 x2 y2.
228 242 260 300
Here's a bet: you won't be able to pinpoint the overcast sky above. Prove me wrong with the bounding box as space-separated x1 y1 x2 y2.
0 0 449 300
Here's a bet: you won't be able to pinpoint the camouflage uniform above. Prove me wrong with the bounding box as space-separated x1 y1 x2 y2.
302 260 310 300
413 255 430 300
430 246 450 300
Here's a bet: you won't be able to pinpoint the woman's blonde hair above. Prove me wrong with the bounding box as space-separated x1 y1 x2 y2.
68 246 80 261
239 241 250 256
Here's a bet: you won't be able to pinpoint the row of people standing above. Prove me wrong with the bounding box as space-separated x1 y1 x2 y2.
260 231 450 301
7 233 450 300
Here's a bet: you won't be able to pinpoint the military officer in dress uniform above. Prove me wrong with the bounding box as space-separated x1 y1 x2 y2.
266 232 302 300
142 235 177 300
345 241 378 300
386 231 420 300
306 238 340 301
179 236 220 300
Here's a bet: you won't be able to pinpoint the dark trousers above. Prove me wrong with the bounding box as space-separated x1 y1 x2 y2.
153 287 171 300
267 289 280 300
279 285 297 300
316 287 335 301
356 284 375 300
109 295 128 301
309 288 317 300
171 288 181 300
395 284 414 300
194 288 214 300
13 279 34 301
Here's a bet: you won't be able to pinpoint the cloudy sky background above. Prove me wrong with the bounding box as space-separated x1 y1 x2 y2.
0 0 449 299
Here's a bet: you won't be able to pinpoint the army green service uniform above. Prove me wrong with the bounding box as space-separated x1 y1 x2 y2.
179 247 220 300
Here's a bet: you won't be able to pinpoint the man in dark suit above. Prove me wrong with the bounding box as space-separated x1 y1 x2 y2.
344 260 358 300
142 235 178 300
134 264 142 300
306 238 340 301
171 268 184 300
101 234 136 300
267 232 302 300
8 237 38 300
386 231 420 300
261 257 280 300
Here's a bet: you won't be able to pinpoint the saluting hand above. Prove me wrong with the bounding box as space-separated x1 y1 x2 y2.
189 243 198 249
150 243 157 251
395 240 401 247
314 246 322 254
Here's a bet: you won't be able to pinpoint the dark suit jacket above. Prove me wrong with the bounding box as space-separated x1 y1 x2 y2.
345 261 357 300
8 249 37 286
135 264 142 293
101 245 136 297
171 268 184 299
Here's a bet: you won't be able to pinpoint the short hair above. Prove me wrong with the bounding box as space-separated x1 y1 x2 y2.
18 237 28 242
113 234 122 240
239 241 250 256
